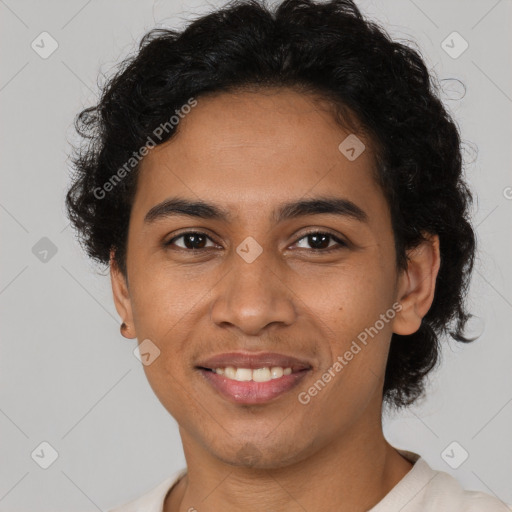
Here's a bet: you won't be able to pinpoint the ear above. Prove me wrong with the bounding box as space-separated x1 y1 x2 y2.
110 249 136 339
392 233 441 336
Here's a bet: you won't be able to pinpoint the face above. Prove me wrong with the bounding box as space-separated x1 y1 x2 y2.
111 88 436 469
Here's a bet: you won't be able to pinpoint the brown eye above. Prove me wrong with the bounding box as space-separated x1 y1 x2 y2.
294 232 347 251
166 232 215 250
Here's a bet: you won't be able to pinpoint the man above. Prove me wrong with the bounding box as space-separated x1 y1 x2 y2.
65 0 511 510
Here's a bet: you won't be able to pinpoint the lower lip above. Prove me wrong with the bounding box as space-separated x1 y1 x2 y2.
198 368 310 405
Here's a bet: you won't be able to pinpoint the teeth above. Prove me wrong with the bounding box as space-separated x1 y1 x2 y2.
253 367 271 382
270 367 283 379
214 366 294 382
235 368 252 381
224 366 236 379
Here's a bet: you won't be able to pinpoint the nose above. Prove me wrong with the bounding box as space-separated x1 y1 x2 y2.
209 252 297 337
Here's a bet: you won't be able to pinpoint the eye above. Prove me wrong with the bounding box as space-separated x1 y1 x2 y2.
165 231 218 250
164 230 347 252
293 231 347 251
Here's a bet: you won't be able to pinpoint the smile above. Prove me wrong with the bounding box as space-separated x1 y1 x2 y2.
197 366 310 404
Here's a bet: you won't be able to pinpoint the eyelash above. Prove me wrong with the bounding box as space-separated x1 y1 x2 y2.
165 230 348 253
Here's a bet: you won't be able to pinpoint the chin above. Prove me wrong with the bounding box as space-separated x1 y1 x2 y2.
210 436 311 470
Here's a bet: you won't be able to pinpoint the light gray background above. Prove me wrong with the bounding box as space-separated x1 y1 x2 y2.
0 0 511 510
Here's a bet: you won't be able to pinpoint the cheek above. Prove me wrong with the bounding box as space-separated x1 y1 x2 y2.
128 258 212 351
131 270 195 416
298 258 394 330
129 260 201 334
296 259 396 389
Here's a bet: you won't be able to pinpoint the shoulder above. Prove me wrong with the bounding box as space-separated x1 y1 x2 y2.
107 469 187 512
421 466 511 511
371 450 511 512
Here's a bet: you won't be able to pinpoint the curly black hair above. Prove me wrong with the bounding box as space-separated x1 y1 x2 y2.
65 0 477 410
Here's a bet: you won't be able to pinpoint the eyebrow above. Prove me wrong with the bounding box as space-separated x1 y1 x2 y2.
144 196 369 225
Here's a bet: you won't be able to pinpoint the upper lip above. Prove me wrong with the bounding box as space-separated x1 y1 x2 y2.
196 351 313 372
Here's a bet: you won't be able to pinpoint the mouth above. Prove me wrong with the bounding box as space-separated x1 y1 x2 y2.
195 352 312 405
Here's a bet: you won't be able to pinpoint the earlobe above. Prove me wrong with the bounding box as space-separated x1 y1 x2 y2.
392 234 441 336
110 249 137 339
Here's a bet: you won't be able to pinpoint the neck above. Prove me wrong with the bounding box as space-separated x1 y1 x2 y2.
164 400 413 512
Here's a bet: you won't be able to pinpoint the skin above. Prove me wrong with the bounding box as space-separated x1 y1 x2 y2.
111 88 440 512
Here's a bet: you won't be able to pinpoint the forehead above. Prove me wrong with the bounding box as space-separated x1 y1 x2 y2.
133 88 387 223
